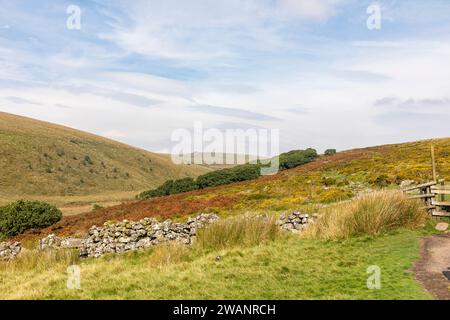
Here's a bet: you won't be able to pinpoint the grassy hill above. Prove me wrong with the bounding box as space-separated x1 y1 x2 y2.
0 112 210 199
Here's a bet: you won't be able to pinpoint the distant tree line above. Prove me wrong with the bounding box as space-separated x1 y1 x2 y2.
137 148 319 200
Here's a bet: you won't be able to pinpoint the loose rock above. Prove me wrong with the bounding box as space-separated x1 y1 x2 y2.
435 222 449 232
277 211 318 233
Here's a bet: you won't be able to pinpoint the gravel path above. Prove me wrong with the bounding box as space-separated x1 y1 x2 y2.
412 233 450 300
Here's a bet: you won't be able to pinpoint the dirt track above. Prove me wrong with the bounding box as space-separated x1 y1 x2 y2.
413 233 450 300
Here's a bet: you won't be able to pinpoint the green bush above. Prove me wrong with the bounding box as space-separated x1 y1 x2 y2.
0 200 62 238
373 174 391 187
138 178 199 199
196 164 260 189
138 180 174 199
324 149 337 156
169 177 199 194
279 148 318 170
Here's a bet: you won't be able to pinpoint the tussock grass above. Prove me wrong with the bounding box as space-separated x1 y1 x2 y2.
195 215 280 250
145 243 189 268
304 191 428 240
0 248 79 272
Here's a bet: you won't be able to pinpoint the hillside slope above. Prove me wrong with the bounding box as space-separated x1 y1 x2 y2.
18 136 450 239
0 112 210 197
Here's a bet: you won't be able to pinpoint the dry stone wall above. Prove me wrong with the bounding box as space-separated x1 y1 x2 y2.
0 242 21 260
82 213 219 258
277 212 319 233
2 210 320 261
39 234 84 250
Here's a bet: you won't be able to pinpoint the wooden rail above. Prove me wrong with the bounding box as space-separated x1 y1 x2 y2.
403 180 450 217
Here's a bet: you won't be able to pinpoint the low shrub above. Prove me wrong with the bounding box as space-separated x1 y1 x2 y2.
0 200 62 238
318 188 353 203
138 178 199 199
373 174 392 187
169 177 199 193
279 148 318 170
197 164 260 189
195 215 280 250
324 149 337 156
92 204 103 211
304 191 428 240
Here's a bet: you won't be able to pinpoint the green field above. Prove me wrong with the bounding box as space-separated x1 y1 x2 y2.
0 228 432 300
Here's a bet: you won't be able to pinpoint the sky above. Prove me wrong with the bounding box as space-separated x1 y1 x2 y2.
0 0 449 155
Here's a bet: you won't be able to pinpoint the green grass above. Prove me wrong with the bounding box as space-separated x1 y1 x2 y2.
0 229 432 299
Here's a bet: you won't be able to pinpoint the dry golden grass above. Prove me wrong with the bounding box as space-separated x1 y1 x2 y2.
145 243 190 268
304 191 428 240
0 191 137 216
0 248 80 273
195 214 281 250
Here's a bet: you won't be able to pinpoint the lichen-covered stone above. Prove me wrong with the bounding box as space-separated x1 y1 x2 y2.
278 211 319 233
80 213 219 258
0 242 21 260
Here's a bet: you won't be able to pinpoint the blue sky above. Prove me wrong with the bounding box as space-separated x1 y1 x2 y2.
0 0 450 154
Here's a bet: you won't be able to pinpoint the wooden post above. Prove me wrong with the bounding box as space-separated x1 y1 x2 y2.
431 144 437 182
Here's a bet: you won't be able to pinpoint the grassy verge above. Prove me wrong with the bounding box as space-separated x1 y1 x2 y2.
0 229 431 300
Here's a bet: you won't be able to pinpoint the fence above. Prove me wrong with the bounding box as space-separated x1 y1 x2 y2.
403 179 450 217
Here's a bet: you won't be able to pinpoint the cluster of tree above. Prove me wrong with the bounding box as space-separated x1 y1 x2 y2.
138 177 199 199
0 200 62 238
196 164 261 189
137 149 319 200
279 148 318 170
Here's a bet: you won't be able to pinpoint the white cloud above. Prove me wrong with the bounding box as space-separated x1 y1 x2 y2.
278 0 340 21
1 1 450 155
98 0 344 63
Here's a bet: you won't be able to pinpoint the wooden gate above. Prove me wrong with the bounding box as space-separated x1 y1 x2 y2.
403 180 450 217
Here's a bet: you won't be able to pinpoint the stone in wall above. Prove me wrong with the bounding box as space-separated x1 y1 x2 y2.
0 242 21 260
39 234 84 250
277 211 320 234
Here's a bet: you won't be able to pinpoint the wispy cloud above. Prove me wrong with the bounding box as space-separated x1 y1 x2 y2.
374 97 450 113
4 96 41 105
0 0 450 153
188 105 280 121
